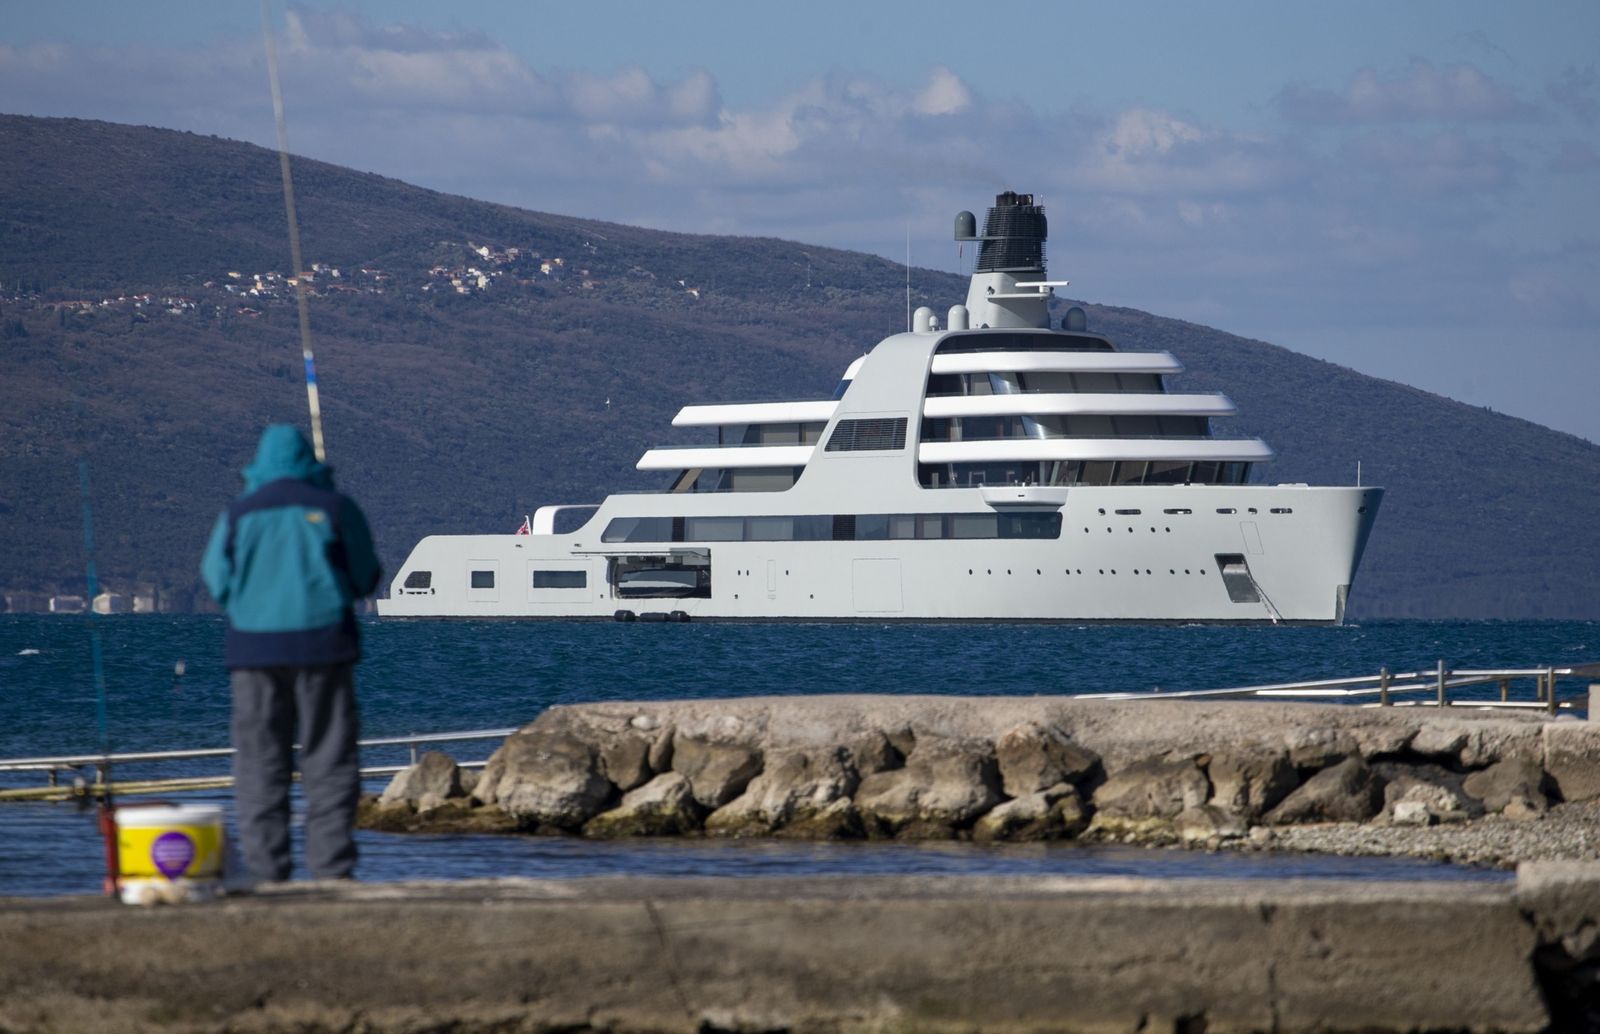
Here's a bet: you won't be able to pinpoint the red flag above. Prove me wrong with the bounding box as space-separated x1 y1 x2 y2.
515 515 531 535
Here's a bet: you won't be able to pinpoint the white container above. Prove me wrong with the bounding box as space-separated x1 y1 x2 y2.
114 803 226 905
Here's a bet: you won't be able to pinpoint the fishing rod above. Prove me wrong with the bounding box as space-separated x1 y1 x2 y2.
79 461 118 895
260 0 327 462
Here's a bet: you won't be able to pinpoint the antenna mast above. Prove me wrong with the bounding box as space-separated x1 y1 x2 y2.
905 223 911 332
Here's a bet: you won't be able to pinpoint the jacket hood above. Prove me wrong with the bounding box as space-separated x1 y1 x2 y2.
242 424 334 491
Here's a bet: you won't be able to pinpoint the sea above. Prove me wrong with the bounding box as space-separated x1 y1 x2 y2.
3 615 1595 897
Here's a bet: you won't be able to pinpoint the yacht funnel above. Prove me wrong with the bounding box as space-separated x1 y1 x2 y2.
960 191 1055 330
975 191 1047 274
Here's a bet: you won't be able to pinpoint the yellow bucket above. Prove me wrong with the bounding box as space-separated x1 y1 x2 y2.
114 803 225 904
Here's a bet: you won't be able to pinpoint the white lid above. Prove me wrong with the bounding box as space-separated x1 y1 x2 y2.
115 803 224 828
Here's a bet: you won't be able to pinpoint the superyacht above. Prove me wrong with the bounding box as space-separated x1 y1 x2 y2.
379 191 1381 622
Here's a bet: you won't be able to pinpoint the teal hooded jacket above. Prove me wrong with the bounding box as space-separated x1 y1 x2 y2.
201 425 381 668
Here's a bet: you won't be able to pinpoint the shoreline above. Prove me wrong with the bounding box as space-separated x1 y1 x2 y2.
362 793 1600 872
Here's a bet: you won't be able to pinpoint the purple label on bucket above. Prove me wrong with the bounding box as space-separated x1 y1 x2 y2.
151 831 195 879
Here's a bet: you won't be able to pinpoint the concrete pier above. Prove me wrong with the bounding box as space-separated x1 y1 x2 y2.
3 864 1598 1033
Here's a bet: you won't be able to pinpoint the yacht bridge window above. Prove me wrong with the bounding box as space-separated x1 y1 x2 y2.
717 422 825 446
925 371 1164 397
670 466 804 493
918 460 1252 488
932 331 1114 355
602 511 1061 543
919 415 1207 441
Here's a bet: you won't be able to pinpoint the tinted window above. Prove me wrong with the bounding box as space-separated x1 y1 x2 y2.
470 570 495 589
602 516 674 543
533 570 586 588
403 570 432 589
825 417 908 452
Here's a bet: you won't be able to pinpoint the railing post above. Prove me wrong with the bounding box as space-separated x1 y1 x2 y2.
1547 669 1559 716
1590 683 1600 722
1379 666 1391 707
1436 659 1448 708
1499 678 1510 702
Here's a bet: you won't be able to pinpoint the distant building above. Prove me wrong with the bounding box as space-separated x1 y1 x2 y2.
4 592 50 613
92 592 130 614
49 595 86 614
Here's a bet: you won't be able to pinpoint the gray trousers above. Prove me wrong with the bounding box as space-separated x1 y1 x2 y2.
230 665 360 881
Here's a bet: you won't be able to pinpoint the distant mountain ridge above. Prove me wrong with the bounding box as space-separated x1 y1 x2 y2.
2 113 1595 618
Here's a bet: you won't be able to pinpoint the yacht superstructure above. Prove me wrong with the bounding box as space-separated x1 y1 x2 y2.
380 192 1381 623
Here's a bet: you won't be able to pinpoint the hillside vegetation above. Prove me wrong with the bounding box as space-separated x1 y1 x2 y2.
2 114 1595 618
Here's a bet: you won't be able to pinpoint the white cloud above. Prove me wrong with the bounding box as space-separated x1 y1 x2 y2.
1278 60 1529 124
1341 130 1516 192
913 67 973 117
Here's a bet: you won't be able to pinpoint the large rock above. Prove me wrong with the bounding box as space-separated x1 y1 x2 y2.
1283 727 1360 768
597 733 655 793
972 785 1088 842
994 722 1098 796
584 772 701 837
671 736 763 809
1415 720 1543 768
379 750 465 805
1375 761 1478 822
491 731 614 831
705 747 860 836
1092 757 1209 821
1207 749 1297 821
470 749 506 806
855 738 1002 838
848 731 902 777
1543 722 1600 803
1265 756 1384 825
1174 804 1247 844
1463 757 1549 815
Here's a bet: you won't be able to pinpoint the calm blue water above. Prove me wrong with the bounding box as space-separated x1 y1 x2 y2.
2 616 1593 896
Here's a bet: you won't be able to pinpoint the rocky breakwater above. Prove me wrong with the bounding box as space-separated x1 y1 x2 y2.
366 696 1600 861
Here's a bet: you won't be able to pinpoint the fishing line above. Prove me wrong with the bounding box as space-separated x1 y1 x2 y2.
260 0 327 462
79 460 119 894
78 463 110 757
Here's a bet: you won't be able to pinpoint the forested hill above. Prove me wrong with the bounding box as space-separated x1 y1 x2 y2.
2 114 1595 618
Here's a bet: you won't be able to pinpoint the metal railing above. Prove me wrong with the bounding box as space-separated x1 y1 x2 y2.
1077 661 1600 714
0 727 518 802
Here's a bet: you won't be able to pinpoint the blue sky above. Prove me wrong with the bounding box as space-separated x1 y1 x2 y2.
4 1 1598 441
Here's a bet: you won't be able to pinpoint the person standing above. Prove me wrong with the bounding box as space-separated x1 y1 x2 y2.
201 424 381 882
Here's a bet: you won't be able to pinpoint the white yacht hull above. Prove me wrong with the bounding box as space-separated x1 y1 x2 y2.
378 485 1380 624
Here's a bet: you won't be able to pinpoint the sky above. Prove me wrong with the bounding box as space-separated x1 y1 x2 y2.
3 1 1598 441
